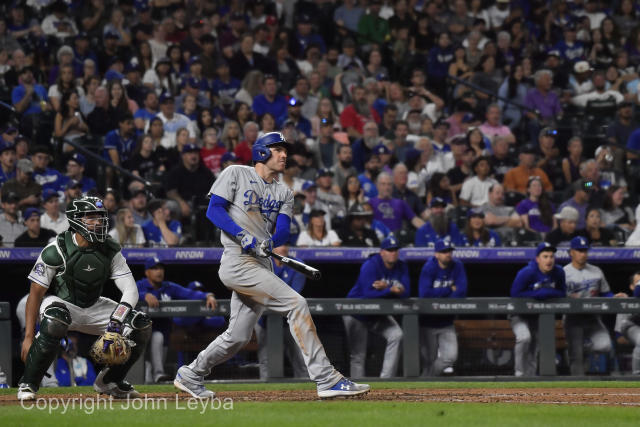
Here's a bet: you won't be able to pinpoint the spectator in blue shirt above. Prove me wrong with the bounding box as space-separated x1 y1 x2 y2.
414 198 464 247
461 209 502 247
142 198 182 246
343 235 409 378
54 333 96 387
510 242 567 377
133 91 159 131
418 239 468 376
62 153 97 195
252 74 288 119
211 60 241 101
104 113 137 168
31 145 65 194
137 257 218 383
12 67 50 118
294 14 327 58
254 245 309 380
278 98 312 137
358 151 382 199
0 141 17 186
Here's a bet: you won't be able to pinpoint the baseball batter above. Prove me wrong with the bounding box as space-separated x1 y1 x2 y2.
564 236 623 375
173 132 370 398
418 239 467 376
17 196 151 401
510 242 566 376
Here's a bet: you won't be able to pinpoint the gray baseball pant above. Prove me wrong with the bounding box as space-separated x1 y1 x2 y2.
342 315 403 378
187 251 341 390
625 325 640 375
564 315 612 376
254 321 308 379
510 316 538 376
420 324 458 376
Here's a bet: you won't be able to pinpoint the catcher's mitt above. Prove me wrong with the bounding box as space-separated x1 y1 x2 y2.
89 332 134 365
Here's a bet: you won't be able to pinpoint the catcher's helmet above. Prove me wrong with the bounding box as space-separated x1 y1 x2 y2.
66 196 109 243
252 132 288 162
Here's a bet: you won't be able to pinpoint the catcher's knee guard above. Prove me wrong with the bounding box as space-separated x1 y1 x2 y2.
22 302 71 386
102 310 152 384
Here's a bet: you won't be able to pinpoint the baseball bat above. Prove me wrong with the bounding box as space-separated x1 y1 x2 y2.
269 252 322 280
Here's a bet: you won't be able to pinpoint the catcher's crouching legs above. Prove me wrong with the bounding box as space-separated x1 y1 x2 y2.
103 310 152 384
20 302 71 396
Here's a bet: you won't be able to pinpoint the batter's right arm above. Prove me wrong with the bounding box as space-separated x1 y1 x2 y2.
22 282 48 362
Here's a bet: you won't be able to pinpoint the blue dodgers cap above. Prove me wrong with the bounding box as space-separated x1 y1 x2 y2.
380 235 400 250
42 188 59 202
315 168 333 179
183 77 202 88
373 144 391 155
434 239 454 252
65 179 82 190
181 143 200 154
159 92 174 104
302 180 317 191
69 152 86 166
23 207 41 221
0 140 15 153
105 69 124 81
188 281 205 290
144 257 164 270
221 152 237 163
430 197 446 208
536 242 557 256
570 236 590 250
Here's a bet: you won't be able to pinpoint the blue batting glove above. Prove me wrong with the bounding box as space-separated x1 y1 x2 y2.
237 230 257 253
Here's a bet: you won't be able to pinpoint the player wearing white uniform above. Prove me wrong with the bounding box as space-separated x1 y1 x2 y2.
563 236 625 376
173 132 370 398
614 272 640 375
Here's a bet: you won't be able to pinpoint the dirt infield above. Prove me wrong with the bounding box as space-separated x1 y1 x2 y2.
2 388 640 406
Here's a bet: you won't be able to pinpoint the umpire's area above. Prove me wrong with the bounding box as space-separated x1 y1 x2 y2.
2 382 640 405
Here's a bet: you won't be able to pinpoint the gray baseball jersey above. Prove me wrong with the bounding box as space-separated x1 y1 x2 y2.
563 263 610 297
208 165 294 246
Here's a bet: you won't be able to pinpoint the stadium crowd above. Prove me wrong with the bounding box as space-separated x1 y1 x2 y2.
0 0 640 250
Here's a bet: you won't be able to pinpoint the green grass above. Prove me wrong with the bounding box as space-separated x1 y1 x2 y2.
2 382 640 426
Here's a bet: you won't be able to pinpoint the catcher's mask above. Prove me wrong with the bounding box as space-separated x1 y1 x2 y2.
66 196 109 243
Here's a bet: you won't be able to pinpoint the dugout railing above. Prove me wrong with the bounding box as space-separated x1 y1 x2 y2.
124 297 640 381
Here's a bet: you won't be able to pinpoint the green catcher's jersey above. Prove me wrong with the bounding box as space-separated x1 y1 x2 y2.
27 231 128 308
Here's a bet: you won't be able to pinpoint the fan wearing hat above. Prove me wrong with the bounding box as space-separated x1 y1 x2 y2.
210 60 241 104
0 191 26 247
315 168 346 226
418 238 467 376
41 1 78 40
343 234 409 378
563 237 627 375
137 257 217 383
104 113 136 172
553 20 585 63
155 91 198 149
141 199 182 246
278 97 312 138
339 203 380 247
510 242 566 376
166 143 215 219
14 208 56 247
31 146 66 194
296 208 341 246
40 188 69 234
459 156 497 207
545 206 586 247
0 140 17 186
414 197 464 247
1 158 42 210
461 209 502 247
64 153 97 195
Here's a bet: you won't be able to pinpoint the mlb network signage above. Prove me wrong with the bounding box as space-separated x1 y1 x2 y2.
0 247 638 264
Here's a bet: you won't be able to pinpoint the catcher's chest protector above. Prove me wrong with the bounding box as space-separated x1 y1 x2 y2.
50 232 119 308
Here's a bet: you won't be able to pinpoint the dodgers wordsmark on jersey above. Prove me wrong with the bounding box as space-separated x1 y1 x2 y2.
564 263 612 298
209 165 293 247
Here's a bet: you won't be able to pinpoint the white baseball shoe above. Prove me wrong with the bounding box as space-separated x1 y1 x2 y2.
174 366 215 399
17 383 37 401
93 368 140 398
317 378 370 398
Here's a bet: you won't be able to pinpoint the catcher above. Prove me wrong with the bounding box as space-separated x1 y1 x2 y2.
18 196 151 401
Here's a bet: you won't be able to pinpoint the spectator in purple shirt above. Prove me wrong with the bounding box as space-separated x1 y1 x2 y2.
516 176 556 234
524 69 563 143
368 172 425 234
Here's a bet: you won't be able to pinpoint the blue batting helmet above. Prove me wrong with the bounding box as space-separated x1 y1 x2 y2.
252 132 288 162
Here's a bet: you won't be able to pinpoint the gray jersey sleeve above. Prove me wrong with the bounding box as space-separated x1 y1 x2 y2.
208 164 238 202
